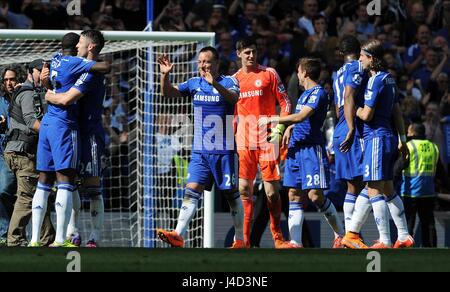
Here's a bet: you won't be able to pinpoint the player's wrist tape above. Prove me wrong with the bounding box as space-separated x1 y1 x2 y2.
399 134 407 143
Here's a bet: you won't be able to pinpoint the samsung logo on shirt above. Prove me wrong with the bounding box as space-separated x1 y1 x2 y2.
240 90 264 99
194 94 220 102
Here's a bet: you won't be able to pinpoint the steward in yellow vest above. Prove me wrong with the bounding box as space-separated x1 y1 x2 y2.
401 123 438 247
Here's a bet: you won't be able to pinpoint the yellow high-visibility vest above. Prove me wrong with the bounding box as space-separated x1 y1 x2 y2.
402 139 439 198
404 139 439 177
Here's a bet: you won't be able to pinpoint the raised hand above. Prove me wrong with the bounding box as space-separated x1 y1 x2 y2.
157 54 173 75
204 71 214 85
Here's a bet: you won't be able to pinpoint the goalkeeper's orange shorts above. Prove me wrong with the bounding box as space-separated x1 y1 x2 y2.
238 146 281 181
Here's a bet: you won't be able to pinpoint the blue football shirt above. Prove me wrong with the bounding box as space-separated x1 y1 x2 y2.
290 85 329 147
333 60 367 138
178 75 239 154
44 52 95 128
362 71 397 139
72 72 106 135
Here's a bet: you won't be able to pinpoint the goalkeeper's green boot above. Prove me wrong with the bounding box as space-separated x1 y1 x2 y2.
28 242 42 247
49 240 78 248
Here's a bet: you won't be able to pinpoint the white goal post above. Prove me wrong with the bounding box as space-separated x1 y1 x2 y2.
0 30 215 248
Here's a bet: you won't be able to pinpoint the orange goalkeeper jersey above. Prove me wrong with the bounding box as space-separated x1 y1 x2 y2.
234 65 291 148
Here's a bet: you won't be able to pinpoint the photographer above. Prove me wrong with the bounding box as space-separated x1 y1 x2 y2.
0 65 20 246
4 59 54 246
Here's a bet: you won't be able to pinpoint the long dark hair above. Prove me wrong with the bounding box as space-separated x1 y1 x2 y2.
361 40 386 72
0 64 26 96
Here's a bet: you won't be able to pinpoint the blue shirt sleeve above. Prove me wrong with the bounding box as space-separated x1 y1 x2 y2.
177 79 191 97
72 73 95 94
305 88 322 110
69 57 96 76
224 76 240 95
364 76 383 108
344 62 363 89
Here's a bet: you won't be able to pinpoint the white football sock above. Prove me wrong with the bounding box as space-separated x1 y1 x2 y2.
89 194 104 242
66 189 81 238
386 194 409 241
343 193 357 232
288 201 304 246
175 188 201 237
31 182 51 244
370 194 391 246
226 191 244 241
349 189 372 233
317 198 344 237
55 183 74 244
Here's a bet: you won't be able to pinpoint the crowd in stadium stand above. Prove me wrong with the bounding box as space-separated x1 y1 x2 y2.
0 0 146 31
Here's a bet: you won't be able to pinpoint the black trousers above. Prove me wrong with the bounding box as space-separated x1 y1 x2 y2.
403 196 437 247
250 185 314 247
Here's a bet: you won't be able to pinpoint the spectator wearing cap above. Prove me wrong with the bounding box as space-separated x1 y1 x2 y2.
3 59 55 246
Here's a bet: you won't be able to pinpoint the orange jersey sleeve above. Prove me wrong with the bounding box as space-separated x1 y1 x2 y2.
266 67 291 117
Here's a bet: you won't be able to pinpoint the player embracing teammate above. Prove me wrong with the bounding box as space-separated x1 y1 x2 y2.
340 39 414 249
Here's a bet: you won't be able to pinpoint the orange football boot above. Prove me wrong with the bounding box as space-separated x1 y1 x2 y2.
157 228 184 247
370 240 391 249
393 235 415 248
230 239 248 249
342 232 368 249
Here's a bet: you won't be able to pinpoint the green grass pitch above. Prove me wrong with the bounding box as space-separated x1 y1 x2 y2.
1 248 450 272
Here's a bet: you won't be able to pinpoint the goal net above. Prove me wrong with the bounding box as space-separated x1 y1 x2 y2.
0 30 215 247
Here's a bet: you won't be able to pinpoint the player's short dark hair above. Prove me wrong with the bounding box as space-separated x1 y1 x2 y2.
236 37 257 51
298 58 321 81
81 29 105 54
339 35 361 56
199 46 219 61
62 32 80 55
410 122 426 139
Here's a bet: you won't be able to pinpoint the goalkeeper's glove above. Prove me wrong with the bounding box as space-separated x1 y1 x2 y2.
268 124 286 144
